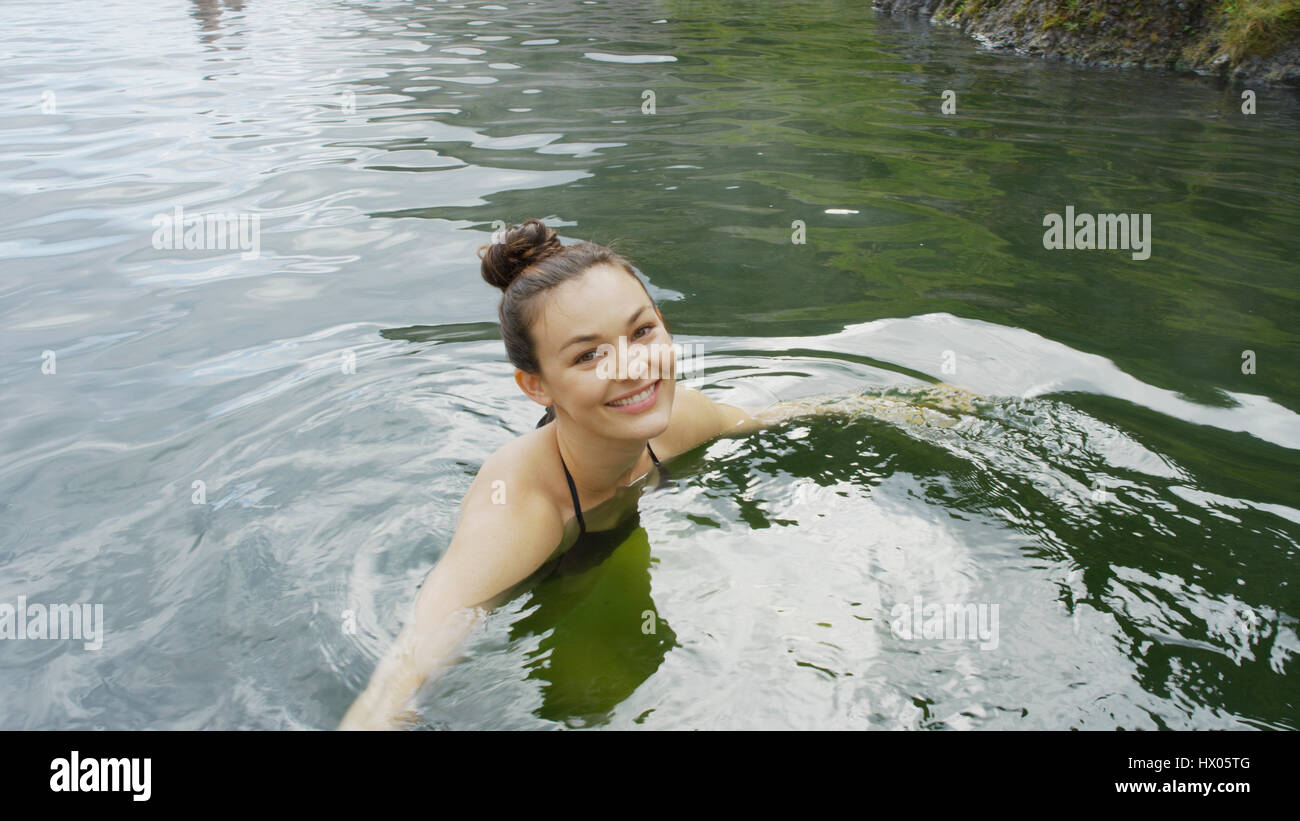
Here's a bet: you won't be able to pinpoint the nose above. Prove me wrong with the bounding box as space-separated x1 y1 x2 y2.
609 341 644 381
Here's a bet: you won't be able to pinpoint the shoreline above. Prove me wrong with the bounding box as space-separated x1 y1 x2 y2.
873 0 1300 88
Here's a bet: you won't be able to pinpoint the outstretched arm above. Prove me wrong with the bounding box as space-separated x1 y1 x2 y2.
339 460 563 730
704 382 986 438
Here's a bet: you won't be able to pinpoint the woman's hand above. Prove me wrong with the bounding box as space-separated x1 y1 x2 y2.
338 607 481 730
684 381 987 442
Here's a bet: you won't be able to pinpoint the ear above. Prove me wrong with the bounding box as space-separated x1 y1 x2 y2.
514 368 553 407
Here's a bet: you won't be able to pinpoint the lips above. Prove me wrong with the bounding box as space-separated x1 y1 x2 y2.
606 379 660 407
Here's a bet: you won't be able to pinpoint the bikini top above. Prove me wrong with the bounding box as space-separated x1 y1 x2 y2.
536 406 671 537
561 443 668 536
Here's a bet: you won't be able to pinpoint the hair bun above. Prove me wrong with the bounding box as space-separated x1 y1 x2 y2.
478 218 564 291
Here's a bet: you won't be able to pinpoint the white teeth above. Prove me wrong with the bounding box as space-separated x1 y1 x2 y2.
608 383 655 407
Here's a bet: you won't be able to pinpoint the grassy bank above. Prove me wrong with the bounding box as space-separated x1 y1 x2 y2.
877 0 1300 85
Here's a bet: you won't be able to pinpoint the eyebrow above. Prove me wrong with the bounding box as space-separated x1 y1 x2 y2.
561 305 651 352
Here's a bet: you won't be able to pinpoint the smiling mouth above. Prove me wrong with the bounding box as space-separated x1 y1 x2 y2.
606 380 660 407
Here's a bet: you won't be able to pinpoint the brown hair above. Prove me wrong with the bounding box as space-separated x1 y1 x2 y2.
478 219 657 377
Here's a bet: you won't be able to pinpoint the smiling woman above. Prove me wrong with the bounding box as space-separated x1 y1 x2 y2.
337 219 768 730
337 220 991 729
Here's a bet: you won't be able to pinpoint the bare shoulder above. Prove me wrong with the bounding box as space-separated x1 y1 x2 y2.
460 427 577 541
460 428 563 519
656 384 762 458
428 431 565 612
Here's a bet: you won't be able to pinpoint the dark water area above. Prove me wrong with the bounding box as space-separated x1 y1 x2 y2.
1 0 1296 729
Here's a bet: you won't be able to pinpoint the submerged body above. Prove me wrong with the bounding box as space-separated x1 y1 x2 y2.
337 379 988 729
338 219 989 729
337 380 756 729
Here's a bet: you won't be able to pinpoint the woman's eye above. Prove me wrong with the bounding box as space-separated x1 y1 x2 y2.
573 324 656 365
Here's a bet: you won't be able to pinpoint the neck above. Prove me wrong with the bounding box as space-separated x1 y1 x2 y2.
552 414 647 500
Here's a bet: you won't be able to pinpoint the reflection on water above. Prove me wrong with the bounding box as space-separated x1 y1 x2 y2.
0 0 1296 729
188 0 246 44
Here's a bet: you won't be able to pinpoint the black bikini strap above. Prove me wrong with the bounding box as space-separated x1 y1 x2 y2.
563 443 665 537
559 455 586 535
647 442 672 488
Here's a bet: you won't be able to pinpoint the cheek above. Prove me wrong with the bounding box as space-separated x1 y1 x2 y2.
660 376 677 407
649 331 675 377
579 370 610 404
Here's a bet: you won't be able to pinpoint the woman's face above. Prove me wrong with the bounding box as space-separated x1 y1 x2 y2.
527 264 677 440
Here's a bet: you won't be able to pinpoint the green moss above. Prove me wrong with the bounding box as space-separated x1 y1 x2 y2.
1042 12 1068 31
1039 0 1096 33
932 0 962 24
1216 0 1300 60
918 0 1299 73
